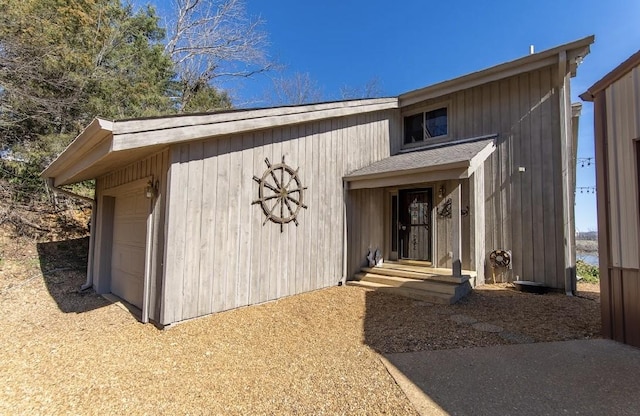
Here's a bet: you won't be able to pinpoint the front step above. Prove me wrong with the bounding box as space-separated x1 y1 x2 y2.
348 262 473 304
383 261 477 280
360 266 469 284
354 273 458 295
347 280 454 304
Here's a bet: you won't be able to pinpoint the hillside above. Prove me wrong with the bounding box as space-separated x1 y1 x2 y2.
0 182 91 297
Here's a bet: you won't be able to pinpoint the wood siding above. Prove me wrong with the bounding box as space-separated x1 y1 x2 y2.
603 67 640 269
94 149 169 322
593 64 640 348
346 188 386 277
395 65 570 289
601 268 640 347
161 111 392 324
432 179 474 271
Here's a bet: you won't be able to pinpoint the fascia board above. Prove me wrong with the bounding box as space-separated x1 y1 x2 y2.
112 98 398 135
112 100 398 152
400 35 594 108
41 118 113 178
344 160 469 183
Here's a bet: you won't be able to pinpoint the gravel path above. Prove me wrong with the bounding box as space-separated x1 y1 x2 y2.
0 235 601 415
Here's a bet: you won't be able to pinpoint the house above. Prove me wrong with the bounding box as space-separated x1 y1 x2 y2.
42 36 594 327
580 49 640 348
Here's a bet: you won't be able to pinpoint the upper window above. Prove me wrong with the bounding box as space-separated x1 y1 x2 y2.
404 107 448 144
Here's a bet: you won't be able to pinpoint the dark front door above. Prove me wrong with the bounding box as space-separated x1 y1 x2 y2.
399 189 432 261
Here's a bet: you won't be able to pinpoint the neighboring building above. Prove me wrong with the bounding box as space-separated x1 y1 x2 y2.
581 49 640 348
42 36 593 327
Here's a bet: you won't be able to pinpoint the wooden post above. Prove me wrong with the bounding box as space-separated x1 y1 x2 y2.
452 182 462 277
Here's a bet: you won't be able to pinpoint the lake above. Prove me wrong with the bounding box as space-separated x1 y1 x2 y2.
577 252 598 266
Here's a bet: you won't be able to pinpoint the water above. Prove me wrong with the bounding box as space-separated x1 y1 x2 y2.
577 252 598 266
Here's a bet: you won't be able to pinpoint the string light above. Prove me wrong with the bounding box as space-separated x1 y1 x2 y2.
577 157 594 168
576 186 596 194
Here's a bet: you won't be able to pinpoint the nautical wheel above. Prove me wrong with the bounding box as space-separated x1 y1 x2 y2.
252 156 307 232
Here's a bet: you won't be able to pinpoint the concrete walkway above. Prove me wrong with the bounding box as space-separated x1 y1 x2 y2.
381 339 640 416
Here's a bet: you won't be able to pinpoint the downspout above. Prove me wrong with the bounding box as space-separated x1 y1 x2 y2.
341 180 348 285
46 178 96 291
142 179 157 324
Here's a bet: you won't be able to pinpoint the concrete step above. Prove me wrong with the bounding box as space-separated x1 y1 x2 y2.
361 266 469 284
354 272 458 295
395 259 433 267
383 261 477 279
346 280 453 304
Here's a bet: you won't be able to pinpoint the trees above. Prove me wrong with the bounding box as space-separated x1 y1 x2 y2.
269 72 324 106
0 0 176 150
0 0 183 202
165 0 269 111
0 0 263 200
0 0 265 152
263 73 384 106
339 77 385 100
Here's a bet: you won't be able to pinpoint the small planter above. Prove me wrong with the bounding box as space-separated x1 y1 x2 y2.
513 280 549 294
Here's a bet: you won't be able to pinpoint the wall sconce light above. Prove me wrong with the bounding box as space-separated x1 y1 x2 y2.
438 185 446 199
145 179 159 199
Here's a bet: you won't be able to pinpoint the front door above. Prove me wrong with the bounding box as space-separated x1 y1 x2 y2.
398 189 432 261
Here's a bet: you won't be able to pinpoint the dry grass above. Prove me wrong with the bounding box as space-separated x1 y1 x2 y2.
0 226 601 415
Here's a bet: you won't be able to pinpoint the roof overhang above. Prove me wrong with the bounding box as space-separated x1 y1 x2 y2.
344 136 496 190
41 98 398 186
580 49 640 101
41 118 114 186
399 35 594 108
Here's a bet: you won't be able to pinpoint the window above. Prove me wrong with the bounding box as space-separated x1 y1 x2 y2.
403 107 448 144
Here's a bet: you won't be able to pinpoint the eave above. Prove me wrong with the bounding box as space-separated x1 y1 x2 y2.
41 118 114 187
580 49 640 101
344 136 496 190
41 99 399 186
111 98 398 152
400 35 594 108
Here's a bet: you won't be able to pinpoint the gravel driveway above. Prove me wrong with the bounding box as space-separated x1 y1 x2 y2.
0 236 600 415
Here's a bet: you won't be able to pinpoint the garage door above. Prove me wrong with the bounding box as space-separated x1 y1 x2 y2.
111 189 148 309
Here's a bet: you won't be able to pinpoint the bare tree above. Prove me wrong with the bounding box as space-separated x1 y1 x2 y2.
165 0 271 111
339 77 385 100
267 72 324 106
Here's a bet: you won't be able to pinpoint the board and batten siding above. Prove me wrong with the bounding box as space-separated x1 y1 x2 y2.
432 179 473 271
161 111 392 324
396 65 569 288
346 188 386 278
593 64 640 347
93 149 170 322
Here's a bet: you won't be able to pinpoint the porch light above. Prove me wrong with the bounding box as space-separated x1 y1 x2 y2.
438 185 446 198
145 179 158 199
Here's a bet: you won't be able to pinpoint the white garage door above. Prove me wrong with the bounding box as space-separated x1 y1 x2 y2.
111 189 148 309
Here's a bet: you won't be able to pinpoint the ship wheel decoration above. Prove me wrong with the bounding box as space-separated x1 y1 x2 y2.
252 156 307 232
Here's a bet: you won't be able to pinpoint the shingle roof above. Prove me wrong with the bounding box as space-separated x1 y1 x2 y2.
345 136 496 180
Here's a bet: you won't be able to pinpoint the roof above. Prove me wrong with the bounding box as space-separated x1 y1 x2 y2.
579 49 640 101
344 136 496 189
43 36 594 187
42 98 398 186
400 35 594 107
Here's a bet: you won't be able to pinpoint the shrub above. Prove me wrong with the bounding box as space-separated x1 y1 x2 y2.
576 260 599 283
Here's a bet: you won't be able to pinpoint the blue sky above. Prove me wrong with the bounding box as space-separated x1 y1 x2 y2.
152 0 640 231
